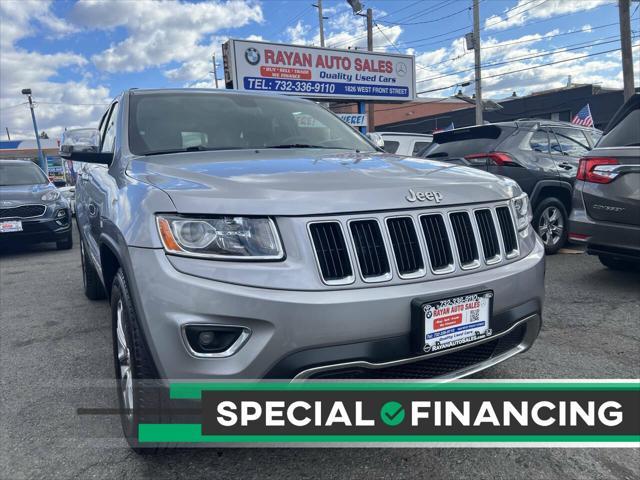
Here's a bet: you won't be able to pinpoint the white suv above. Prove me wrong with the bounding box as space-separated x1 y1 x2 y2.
378 132 433 156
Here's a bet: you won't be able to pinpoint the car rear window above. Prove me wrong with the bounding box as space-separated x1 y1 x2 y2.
0 162 48 186
597 108 640 147
422 125 513 159
412 141 432 156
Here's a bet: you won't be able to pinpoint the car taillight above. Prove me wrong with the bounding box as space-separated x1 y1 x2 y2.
576 157 619 183
465 152 519 166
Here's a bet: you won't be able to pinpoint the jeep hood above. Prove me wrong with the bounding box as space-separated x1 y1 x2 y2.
127 149 518 216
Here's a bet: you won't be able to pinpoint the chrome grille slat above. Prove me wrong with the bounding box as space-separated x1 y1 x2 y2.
349 220 390 280
387 217 424 276
309 222 353 283
496 207 518 255
420 214 454 272
450 212 479 267
475 209 501 262
309 203 518 284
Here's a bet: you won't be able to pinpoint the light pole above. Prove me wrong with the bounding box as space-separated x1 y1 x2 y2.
21 88 47 175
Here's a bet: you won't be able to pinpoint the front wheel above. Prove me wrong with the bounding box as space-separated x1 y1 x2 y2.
111 269 168 453
56 231 73 250
80 240 106 300
533 198 568 255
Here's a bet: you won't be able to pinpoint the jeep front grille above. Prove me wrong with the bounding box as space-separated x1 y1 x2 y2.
308 222 353 283
0 204 46 219
449 212 479 267
475 209 501 262
349 220 390 281
496 206 518 255
420 214 454 272
386 217 424 277
309 203 519 285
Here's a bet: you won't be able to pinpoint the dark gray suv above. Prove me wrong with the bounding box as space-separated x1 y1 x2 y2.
421 120 602 254
0 160 73 250
569 94 640 270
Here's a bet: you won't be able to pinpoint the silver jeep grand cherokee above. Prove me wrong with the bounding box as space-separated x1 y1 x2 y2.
63 89 544 442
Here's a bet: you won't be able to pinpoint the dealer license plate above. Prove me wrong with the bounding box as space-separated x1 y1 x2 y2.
0 220 23 233
421 292 492 353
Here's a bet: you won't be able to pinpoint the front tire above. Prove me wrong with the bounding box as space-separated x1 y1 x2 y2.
533 198 568 255
111 269 168 453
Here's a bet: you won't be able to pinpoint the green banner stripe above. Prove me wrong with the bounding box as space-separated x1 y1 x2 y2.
169 382 640 399
138 424 640 443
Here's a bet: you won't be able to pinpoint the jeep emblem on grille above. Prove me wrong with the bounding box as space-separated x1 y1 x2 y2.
406 188 443 203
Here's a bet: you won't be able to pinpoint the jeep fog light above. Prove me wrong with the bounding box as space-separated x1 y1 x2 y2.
512 193 532 231
156 215 284 260
183 325 250 356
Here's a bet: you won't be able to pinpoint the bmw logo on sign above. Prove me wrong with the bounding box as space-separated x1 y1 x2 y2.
245 47 260 65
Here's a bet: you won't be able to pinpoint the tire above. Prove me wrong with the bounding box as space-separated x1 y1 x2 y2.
80 240 106 300
598 255 639 271
56 231 73 250
533 197 568 255
111 269 170 453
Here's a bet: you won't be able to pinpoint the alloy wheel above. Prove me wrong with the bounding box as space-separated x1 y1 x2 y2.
537 206 564 247
116 300 134 421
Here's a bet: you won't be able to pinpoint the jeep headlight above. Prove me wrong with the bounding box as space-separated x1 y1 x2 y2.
511 193 532 232
41 190 60 202
156 215 284 260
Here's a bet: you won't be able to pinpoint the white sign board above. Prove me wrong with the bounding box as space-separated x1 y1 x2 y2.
336 113 367 127
223 39 415 101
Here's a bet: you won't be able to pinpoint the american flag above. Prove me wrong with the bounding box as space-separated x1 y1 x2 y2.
571 104 594 127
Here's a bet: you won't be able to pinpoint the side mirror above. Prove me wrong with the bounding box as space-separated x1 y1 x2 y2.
366 132 385 149
60 128 112 164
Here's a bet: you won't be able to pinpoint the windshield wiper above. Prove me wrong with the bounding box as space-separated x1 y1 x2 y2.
426 152 449 158
263 144 346 149
143 146 241 156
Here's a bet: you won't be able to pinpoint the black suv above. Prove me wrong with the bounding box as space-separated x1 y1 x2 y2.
420 120 602 254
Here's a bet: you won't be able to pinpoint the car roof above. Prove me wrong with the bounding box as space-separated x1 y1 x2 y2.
126 88 312 103
377 132 433 138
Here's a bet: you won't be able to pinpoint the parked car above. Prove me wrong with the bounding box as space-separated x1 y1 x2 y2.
378 132 433 156
569 94 640 270
420 120 602 254
0 160 72 249
58 185 76 215
63 89 544 450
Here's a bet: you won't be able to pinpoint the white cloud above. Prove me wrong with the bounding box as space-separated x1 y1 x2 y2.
484 0 610 31
71 0 264 74
0 0 109 140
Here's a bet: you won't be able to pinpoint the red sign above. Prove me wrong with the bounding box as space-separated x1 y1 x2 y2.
260 66 312 80
434 313 463 330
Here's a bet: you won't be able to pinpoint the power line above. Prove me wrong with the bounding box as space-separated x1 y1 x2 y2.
416 45 635 95
375 23 402 54
417 35 628 83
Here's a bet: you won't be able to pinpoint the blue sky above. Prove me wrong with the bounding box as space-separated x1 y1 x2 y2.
1 0 638 139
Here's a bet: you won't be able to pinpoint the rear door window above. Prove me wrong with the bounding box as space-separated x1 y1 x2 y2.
412 141 431 156
383 140 400 153
529 130 550 153
552 127 591 157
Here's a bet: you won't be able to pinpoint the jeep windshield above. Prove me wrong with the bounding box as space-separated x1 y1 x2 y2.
128 92 377 156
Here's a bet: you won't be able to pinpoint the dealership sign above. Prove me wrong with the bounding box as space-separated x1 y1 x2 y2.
222 39 415 101
336 113 367 127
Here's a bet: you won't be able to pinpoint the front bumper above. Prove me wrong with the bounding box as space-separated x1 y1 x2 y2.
0 208 72 243
127 236 545 381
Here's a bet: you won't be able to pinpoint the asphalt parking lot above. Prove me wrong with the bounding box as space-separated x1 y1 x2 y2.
1 225 639 480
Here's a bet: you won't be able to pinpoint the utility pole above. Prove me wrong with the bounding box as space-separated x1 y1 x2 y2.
313 0 327 47
21 89 47 174
472 0 483 125
212 53 219 88
5 127 10 141
619 0 635 101
366 7 375 132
